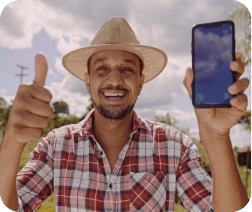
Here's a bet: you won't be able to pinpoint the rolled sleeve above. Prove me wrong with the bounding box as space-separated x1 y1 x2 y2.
18 197 24 212
176 139 213 212
17 131 54 212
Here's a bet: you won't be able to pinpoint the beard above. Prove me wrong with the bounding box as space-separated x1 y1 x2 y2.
92 97 136 120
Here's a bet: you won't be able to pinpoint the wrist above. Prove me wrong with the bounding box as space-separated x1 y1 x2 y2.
1 132 27 151
198 123 230 141
198 125 232 154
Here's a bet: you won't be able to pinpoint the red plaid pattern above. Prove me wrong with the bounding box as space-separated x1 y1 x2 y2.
17 109 213 212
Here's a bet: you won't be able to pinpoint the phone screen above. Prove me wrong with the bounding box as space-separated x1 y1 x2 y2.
192 21 235 107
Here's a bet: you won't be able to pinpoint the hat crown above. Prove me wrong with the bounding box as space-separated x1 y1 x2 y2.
62 17 167 84
91 17 140 46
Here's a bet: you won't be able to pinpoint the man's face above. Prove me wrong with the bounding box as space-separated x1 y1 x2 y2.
85 50 145 120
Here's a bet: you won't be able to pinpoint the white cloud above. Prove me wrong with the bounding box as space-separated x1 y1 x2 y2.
136 105 251 149
48 68 58 79
49 80 90 117
0 0 93 54
0 0 42 49
54 57 67 74
0 93 15 106
0 0 249 148
135 105 199 137
0 0 245 56
230 124 251 148
247 95 251 111
135 55 191 112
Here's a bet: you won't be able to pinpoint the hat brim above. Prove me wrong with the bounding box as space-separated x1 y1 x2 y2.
62 44 168 83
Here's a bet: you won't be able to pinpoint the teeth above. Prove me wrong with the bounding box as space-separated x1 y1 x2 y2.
104 92 124 97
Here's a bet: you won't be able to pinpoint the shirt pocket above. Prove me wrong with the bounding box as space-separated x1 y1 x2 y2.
129 171 166 212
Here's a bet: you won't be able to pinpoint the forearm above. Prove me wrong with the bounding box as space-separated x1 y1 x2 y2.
199 128 249 212
0 134 26 211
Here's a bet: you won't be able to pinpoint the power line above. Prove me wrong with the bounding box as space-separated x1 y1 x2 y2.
16 65 29 84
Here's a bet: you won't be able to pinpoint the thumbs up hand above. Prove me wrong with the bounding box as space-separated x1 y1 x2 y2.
33 52 48 86
5 53 54 143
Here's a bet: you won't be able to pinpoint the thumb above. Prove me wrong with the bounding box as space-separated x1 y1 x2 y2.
183 67 194 99
33 52 48 86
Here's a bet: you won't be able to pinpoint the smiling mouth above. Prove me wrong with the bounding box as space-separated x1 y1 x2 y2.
102 91 127 101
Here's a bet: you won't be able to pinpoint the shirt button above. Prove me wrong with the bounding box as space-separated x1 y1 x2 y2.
109 183 113 189
100 151 103 155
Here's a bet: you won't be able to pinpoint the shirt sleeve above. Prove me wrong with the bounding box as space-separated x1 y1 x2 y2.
17 130 55 212
176 135 213 212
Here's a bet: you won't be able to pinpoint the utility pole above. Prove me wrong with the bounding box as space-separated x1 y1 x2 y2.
16 65 29 84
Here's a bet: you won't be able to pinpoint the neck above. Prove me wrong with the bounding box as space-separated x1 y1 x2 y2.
93 109 134 148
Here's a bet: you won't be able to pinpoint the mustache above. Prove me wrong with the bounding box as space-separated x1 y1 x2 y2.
99 86 129 93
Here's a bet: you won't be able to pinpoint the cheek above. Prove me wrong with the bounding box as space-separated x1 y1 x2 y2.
89 80 99 96
128 81 141 97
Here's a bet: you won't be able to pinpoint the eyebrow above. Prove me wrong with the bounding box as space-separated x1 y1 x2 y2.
124 59 136 66
93 57 137 67
94 57 108 65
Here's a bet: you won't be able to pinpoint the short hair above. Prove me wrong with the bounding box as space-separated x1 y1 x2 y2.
87 56 143 76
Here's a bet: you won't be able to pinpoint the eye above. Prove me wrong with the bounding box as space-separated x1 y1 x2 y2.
97 66 108 71
96 66 109 75
121 67 134 74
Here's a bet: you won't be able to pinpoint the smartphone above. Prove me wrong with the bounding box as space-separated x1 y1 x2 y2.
192 20 236 108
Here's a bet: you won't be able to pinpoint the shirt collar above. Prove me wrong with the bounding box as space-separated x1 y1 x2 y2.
70 108 151 137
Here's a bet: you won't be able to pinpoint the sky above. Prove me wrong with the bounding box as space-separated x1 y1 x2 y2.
0 0 251 149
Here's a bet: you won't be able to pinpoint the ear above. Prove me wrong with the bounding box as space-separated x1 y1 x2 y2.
138 74 145 96
84 73 90 94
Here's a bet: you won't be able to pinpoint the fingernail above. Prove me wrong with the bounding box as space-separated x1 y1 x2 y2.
233 62 239 67
230 84 237 91
231 98 238 104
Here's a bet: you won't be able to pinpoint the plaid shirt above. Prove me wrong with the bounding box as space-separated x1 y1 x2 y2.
17 109 213 212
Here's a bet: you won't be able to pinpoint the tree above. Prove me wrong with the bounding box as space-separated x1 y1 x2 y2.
154 113 189 135
43 113 80 137
0 97 7 108
192 138 211 175
52 101 69 114
154 113 210 171
86 98 94 112
227 6 251 69
0 97 12 135
80 98 94 121
227 7 251 131
238 111 251 131
154 113 210 206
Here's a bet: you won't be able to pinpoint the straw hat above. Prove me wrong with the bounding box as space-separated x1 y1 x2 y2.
62 17 168 83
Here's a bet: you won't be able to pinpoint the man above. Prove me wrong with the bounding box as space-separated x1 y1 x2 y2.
0 17 249 211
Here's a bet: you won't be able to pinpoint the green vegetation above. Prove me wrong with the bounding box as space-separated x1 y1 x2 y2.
0 94 250 211
0 99 81 212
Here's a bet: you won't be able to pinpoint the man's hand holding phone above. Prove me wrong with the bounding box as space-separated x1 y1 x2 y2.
4 52 54 144
184 50 249 137
184 50 250 211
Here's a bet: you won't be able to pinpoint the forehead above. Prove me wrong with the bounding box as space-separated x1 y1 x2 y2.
90 50 140 64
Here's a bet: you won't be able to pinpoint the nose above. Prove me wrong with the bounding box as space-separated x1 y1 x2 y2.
106 69 123 86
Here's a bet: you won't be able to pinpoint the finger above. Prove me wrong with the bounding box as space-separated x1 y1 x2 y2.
183 67 194 99
29 84 53 103
33 52 48 86
230 94 248 112
235 51 243 60
18 127 44 142
228 78 250 95
21 113 50 129
28 98 54 117
230 60 245 80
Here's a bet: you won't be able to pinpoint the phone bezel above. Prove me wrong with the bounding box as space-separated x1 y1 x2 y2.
192 20 236 108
